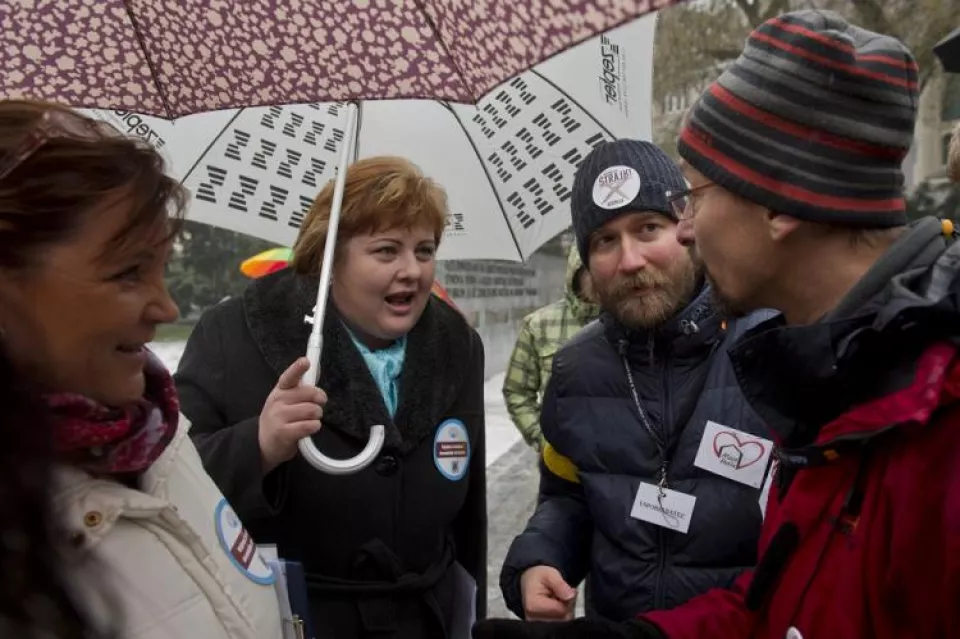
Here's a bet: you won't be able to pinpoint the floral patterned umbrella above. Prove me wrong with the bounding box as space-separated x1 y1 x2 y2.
0 0 686 118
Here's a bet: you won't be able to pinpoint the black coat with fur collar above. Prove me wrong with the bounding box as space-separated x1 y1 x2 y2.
174 269 487 639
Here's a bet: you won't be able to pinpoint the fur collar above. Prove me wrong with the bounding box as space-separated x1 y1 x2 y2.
242 269 475 453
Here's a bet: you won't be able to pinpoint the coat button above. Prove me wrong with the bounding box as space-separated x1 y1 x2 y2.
83 511 103 528
375 454 399 476
785 628 803 639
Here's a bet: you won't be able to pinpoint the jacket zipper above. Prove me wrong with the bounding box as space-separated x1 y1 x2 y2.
620 334 674 611
653 335 672 610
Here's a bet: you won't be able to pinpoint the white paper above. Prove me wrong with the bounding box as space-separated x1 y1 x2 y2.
694 421 774 489
258 544 300 639
630 483 697 534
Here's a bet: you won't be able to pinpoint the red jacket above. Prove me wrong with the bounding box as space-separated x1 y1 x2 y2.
642 341 960 639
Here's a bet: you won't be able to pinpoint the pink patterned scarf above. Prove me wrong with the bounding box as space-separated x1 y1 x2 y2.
45 351 179 475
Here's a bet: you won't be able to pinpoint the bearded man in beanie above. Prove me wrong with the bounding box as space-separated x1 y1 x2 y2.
476 10 960 639
497 138 775 624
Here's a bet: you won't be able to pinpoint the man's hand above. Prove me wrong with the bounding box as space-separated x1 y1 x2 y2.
520 566 577 621
472 618 665 639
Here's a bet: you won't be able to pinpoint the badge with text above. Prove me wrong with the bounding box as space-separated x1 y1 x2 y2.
630 483 696 534
433 418 471 481
214 498 276 585
592 165 641 210
694 421 774 489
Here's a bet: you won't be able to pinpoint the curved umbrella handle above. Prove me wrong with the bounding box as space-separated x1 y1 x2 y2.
297 424 386 475
297 323 387 474
296 320 387 474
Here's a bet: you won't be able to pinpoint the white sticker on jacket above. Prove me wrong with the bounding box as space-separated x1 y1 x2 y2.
694 421 774 489
434 419 471 481
630 483 696 534
214 498 276 585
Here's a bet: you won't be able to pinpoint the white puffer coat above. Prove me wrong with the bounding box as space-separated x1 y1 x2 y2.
53 418 283 639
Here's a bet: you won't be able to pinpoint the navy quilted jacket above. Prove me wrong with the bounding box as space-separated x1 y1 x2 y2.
500 286 775 621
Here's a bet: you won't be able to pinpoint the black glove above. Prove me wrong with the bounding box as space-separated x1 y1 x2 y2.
472 618 665 639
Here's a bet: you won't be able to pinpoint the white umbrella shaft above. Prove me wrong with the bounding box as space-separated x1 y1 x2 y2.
304 102 357 383
297 103 386 474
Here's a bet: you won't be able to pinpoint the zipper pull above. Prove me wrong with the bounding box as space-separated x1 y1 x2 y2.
657 463 669 494
617 338 628 356
680 319 699 335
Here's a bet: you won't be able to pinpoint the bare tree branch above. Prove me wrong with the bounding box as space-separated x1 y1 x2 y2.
761 0 794 21
654 0 960 101
700 48 745 60
848 0 893 34
731 0 761 26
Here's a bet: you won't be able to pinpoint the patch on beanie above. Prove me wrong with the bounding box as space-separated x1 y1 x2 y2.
592 165 641 210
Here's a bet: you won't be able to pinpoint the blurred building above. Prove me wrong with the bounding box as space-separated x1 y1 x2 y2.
909 71 960 187
434 230 572 377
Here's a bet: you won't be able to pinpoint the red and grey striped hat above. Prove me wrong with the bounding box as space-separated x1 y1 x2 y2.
678 10 918 227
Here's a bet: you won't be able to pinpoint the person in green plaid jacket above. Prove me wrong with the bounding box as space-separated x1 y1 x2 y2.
503 246 600 451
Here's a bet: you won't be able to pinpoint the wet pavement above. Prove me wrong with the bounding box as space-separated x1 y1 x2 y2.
484 439 540 618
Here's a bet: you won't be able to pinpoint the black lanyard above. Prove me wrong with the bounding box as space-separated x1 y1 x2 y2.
618 344 669 490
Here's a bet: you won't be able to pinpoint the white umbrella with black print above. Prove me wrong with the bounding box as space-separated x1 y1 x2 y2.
83 12 659 473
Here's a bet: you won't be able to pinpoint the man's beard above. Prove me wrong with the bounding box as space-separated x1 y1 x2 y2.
594 251 700 330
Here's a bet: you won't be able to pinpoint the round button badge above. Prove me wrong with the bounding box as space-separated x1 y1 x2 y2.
433 419 471 481
213 498 276 585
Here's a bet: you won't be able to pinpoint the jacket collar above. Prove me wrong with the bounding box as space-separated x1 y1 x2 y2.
52 420 188 555
567 288 600 324
242 269 474 452
730 222 960 451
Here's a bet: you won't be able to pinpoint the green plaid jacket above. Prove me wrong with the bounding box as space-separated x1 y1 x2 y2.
502 249 599 450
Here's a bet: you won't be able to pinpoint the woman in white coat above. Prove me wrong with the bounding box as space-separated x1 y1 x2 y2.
0 100 283 639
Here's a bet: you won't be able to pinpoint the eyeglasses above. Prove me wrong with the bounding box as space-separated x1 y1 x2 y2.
0 110 116 182
666 182 718 221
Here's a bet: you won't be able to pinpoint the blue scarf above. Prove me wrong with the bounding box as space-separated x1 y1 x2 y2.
347 330 407 418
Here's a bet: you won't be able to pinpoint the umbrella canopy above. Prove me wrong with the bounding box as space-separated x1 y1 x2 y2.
935 27 960 73
2 0 687 118
85 14 658 261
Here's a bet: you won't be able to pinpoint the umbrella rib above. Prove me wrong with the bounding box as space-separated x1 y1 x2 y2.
440 102 525 260
121 0 175 119
411 0 475 102
352 101 363 163
528 70 617 141
179 110 245 185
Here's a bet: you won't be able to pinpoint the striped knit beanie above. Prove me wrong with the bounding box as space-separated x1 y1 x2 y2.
678 10 918 227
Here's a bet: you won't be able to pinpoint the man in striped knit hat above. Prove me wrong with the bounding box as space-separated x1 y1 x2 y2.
475 10 960 639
